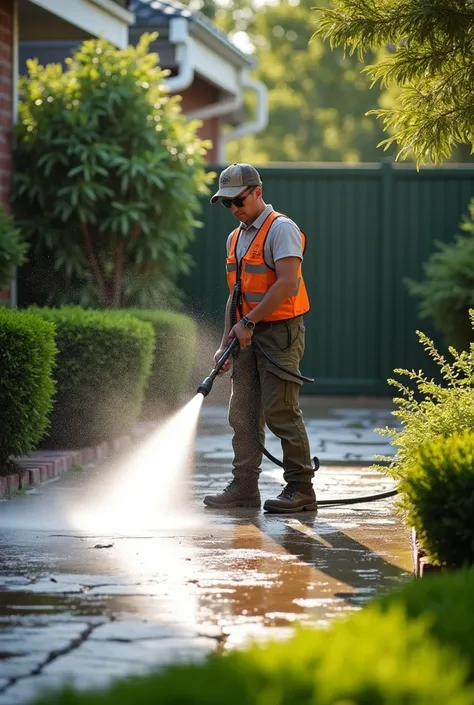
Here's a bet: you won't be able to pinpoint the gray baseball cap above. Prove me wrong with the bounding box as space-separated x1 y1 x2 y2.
210 163 262 204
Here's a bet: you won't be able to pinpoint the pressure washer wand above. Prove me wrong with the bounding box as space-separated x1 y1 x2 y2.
197 337 239 397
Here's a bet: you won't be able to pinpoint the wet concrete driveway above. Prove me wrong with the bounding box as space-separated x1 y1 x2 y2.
0 399 412 704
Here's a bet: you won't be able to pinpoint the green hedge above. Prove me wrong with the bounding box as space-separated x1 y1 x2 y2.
30 307 154 448
378 568 474 683
0 308 56 469
28 590 474 704
124 309 197 414
399 431 474 569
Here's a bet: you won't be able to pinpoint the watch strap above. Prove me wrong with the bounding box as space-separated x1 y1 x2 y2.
242 316 255 329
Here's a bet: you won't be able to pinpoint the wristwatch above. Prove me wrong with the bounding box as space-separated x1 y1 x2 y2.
242 316 255 330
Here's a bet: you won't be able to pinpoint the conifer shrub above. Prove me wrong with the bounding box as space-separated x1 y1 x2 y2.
124 309 197 413
407 198 474 352
0 308 56 470
27 604 473 704
377 568 474 681
375 310 474 485
30 307 154 448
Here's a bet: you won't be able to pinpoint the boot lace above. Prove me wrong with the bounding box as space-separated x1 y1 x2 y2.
224 478 238 493
280 482 300 499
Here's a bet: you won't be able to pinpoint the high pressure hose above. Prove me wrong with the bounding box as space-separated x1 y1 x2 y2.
197 289 398 506
249 340 397 505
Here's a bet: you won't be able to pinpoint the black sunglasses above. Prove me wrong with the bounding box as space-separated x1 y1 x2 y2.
221 187 256 209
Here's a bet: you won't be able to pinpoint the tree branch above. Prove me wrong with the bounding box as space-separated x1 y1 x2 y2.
80 223 108 306
112 238 125 309
132 221 142 241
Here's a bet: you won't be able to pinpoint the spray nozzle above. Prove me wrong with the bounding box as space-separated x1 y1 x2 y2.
197 338 239 397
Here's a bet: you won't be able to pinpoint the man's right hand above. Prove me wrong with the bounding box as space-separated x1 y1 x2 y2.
214 347 232 376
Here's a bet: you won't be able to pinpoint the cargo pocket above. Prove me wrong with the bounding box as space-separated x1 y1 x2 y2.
271 321 291 351
284 379 299 407
271 319 305 354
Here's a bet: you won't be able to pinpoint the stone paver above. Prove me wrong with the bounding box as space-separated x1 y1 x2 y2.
0 398 411 703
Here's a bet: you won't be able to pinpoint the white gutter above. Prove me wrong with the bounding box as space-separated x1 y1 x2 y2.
165 17 194 93
28 0 134 48
217 71 269 163
90 0 135 25
185 92 243 122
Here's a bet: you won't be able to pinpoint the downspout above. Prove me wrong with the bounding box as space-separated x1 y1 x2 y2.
165 16 194 93
186 92 243 122
217 70 269 163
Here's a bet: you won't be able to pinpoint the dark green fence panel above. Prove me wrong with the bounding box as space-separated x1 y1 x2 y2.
181 161 474 395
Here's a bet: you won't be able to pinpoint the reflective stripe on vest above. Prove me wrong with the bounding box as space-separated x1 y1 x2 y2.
226 211 310 323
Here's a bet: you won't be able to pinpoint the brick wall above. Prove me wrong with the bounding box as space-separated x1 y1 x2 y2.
0 0 13 303
179 77 220 163
0 0 13 208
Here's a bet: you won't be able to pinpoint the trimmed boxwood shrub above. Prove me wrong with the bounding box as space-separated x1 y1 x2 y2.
27 603 473 704
0 308 56 470
398 431 474 568
377 568 474 682
30 307 154 448
124 309 197 414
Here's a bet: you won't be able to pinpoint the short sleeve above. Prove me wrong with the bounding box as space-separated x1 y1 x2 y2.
226 232 233 257
265 218 303 267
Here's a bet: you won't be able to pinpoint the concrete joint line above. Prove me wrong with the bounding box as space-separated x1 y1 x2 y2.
0 620 109 695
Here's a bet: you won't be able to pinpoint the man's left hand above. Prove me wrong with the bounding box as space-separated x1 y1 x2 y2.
229 321 253 349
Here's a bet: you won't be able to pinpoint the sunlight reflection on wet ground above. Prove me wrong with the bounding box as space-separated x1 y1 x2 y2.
0 400 411 704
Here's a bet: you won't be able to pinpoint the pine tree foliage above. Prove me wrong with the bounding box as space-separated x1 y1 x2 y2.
314 0 474 165
183 0 396 162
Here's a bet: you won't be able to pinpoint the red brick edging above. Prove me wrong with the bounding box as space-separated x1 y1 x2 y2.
0 434 135 498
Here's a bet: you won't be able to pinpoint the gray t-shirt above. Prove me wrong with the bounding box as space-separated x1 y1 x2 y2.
226 204 303 269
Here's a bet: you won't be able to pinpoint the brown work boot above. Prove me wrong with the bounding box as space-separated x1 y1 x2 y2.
263 481 318 514
203 477 261 508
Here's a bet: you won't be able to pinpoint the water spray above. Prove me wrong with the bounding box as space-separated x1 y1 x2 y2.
196 337 397 507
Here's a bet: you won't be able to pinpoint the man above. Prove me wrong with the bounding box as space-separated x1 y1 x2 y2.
203 163 317 514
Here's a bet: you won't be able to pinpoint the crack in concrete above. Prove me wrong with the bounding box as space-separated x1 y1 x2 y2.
0 620 108 695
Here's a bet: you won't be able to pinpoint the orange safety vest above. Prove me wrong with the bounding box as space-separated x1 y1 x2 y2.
226 210 310 323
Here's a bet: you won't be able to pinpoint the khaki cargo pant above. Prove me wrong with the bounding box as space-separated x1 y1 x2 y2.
228 316 314 484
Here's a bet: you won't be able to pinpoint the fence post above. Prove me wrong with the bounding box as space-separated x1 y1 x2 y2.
379 158 394 394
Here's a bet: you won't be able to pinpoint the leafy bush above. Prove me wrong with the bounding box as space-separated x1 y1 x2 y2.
377 568 474 682
125 309 197 413
407 198 474 351
14 33 212 309
30 307 154 448
398 432 474 568
0 308 56 469
0 206 28 289
28 603 474 704
376 311 474 486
